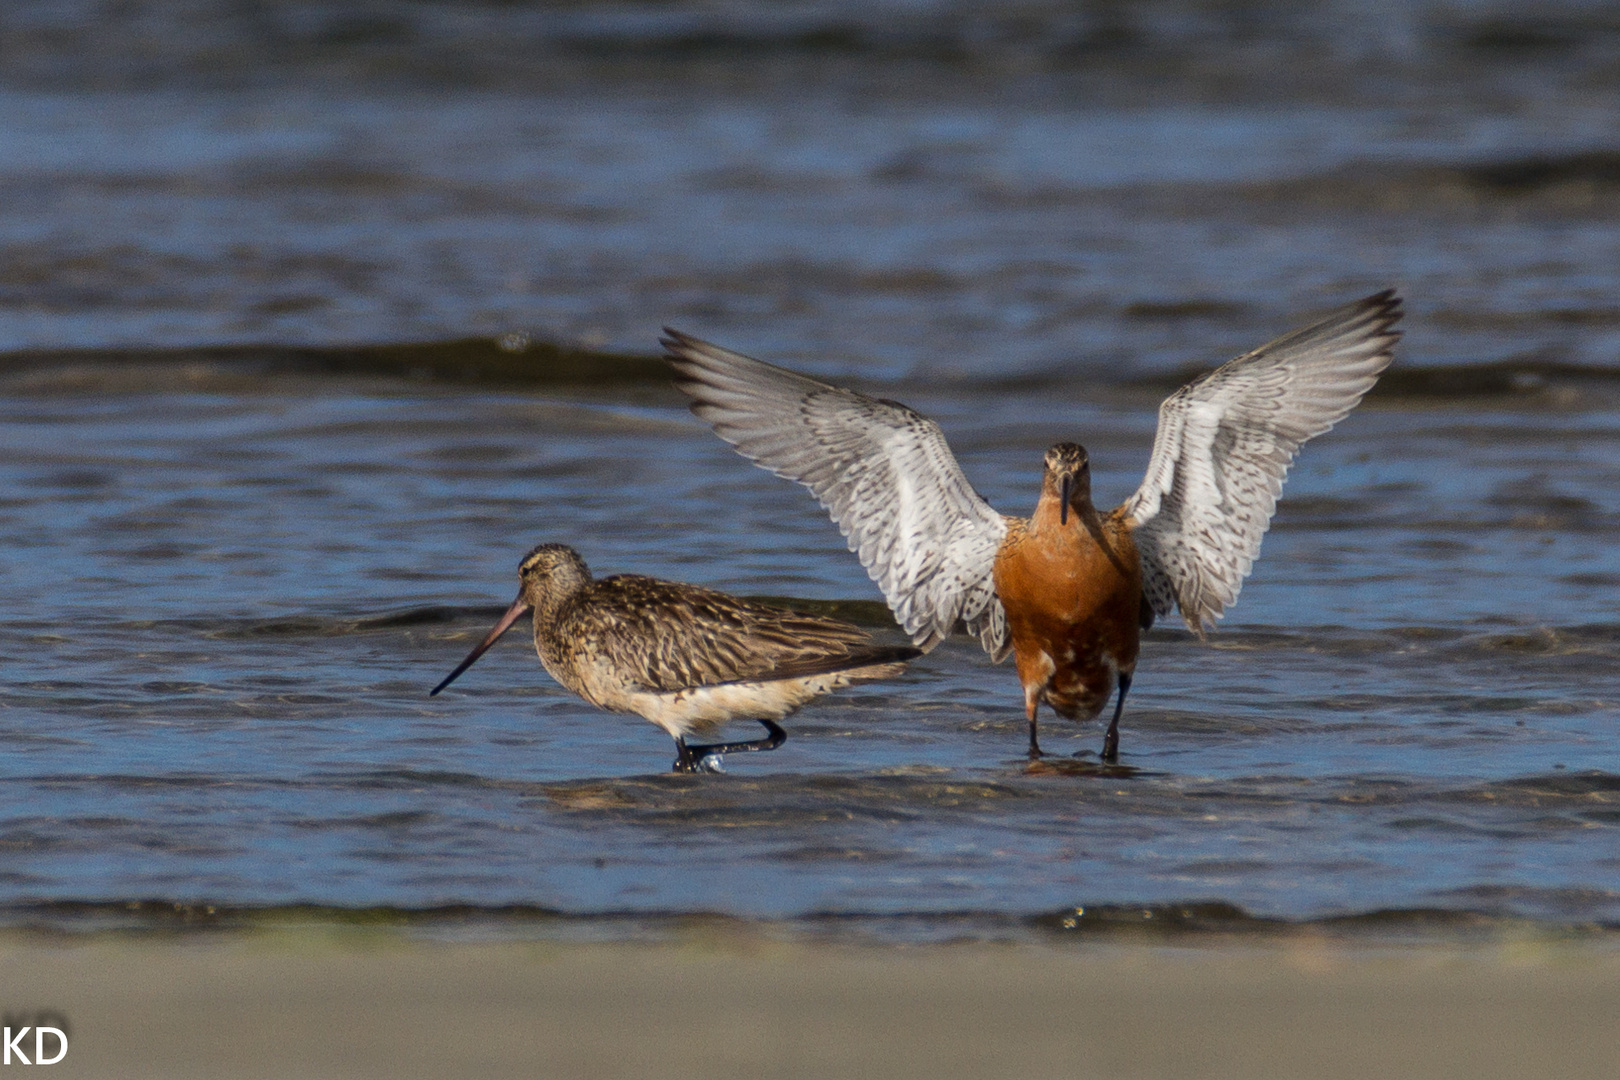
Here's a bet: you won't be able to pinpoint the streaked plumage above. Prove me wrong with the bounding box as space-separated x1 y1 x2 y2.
431 544 919 772
664 290 1402 760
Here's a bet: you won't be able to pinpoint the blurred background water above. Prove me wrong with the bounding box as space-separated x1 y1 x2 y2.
0 0 1618 939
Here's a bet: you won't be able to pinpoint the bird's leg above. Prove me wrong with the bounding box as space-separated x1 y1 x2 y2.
672 737 700 773
1025 697 1043 759
675 719 788 771
1101 672 1132 763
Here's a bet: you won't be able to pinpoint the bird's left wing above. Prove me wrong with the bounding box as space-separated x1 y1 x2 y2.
663 330 1011 658
1122 289 1402 634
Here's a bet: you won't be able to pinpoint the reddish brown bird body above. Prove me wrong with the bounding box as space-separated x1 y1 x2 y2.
996 508 1138 724
993 444 1143 757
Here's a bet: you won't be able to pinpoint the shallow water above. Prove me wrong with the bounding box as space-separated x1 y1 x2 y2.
0 0 1618 938
0 380 1616 933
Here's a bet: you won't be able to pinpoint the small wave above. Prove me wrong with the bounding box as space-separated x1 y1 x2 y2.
108 605 511 641
1155 622 1620 654
1120 299 1249 321
2 897 1612 943
538 772 1039 827
15 3 1618 93
1203 151 1620 216
1443 625 1620 657
1468 770 1620 802
0 338 667 393
107 599 896 641
14 329 1620 402
1374 360 1620 402
1431 884 1620 921
1034 901 1618 939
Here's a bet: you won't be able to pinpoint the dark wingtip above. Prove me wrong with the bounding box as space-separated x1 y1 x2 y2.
1364 287 1404 329
659 326 697 355
1368 288 1405 347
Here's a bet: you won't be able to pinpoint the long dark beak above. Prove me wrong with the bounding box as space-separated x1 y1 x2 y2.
430 593 532 696
1059 473 1072 525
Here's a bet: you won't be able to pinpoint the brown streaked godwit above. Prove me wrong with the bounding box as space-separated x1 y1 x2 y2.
663 290 1402 762
430 543 921 772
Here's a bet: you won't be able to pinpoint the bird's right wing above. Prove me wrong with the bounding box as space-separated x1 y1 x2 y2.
663 330 1011 658
1122 289 1402 634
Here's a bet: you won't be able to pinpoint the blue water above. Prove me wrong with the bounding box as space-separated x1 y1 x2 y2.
0 382 1615 930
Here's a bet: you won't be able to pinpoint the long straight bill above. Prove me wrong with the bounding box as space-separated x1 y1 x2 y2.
1059 473 1072 525
429 594 532 696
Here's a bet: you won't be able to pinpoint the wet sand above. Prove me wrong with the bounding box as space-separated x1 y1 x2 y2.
5 932 1617 1079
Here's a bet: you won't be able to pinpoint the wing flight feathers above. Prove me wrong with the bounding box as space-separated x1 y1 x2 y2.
1123 289 1403 634
663 330 1010 657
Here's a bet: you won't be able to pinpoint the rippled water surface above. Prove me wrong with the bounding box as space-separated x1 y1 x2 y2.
0 0 1618 937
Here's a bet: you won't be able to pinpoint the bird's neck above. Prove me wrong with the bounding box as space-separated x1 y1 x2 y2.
1027 481 1137 581
1030 479 1091 536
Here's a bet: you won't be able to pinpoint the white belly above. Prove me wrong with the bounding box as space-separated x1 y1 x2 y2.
622 673 857 739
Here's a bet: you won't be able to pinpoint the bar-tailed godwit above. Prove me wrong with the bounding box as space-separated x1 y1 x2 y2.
431 543 920 772
664 290 1401 762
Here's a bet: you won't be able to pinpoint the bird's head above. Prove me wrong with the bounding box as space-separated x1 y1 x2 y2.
517 543 592 609
1042 442 1091 525
430 543 592 697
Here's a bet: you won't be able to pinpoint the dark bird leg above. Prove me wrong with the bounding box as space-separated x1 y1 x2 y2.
1101 672 1132 763
672 719 788 773
672 738 698 773
1026 699 1043 759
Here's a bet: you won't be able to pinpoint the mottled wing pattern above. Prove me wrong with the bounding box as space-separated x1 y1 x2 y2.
663 330 1011 658
1122 290 1402 634
576 576 887 692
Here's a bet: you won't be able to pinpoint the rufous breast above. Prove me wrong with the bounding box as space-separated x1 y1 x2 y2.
993 506 1142 721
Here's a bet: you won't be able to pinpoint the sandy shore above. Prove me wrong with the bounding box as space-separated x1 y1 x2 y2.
1 930 1616 1079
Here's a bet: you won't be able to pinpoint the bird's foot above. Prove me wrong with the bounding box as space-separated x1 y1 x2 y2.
1026 714 1044 759
672 720 786 773
1100 674 1128 763
1100 727 1120 763
670 752 727 774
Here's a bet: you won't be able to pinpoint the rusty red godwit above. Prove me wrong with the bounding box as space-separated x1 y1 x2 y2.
430 543 920 772
664 290 1402 762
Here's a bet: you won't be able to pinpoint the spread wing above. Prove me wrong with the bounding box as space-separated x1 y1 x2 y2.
1122 289 1402 634
662 330 1011 658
